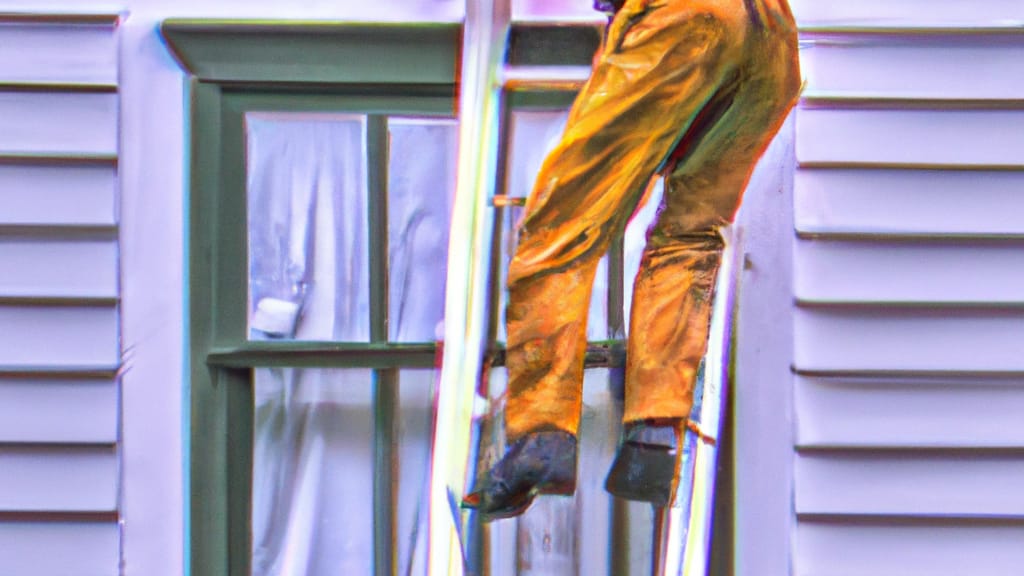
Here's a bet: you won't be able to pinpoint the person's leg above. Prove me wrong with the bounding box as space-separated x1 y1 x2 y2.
606 0 800 505
623 8 801 427
467 0 750 519
504 0 748 442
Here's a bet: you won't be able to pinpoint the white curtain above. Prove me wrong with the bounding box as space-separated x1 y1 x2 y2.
245 114 456 576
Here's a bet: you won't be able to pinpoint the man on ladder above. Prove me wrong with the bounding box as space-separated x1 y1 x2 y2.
464 0 801 519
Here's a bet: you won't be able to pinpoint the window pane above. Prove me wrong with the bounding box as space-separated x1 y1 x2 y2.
396 369 437 576
252 368 374 576
246 113 371 342
499 109 609 342
387 118 458 342
251 367 437 576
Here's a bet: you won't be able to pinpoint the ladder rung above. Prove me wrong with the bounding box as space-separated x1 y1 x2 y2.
488 341 626 369
491 195 527 207
500 65 591 91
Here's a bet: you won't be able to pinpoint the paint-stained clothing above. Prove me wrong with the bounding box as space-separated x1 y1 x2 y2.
504 0 801 440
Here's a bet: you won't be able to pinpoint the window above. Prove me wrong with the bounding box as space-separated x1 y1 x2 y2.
162 21 460 576
164 17 734 576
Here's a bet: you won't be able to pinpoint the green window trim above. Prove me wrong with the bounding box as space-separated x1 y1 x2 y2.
162 20 460 576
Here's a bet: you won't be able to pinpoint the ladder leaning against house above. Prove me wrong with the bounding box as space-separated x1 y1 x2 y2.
427 1 742 574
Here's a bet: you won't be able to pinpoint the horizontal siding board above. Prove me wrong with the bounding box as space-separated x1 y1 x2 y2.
0 305 118 367
0 164 116 226
0 446 117 512
0 23 118 86
795 169 1024 237
794 308 1024 372
792 0 1024 29
795 521 1024 576
0 520 118 575
795 377 1024 448
0 92 118 155
801 37 1024 100
0 378 117 443
796 452 1024 517
0 238 118 298
796 108 1024 167
794 239 1024 304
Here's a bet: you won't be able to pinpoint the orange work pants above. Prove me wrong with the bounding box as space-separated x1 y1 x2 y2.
504 0 801 441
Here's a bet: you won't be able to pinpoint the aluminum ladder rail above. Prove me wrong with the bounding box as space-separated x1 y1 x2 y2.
427 0 511 574
653 228 741 576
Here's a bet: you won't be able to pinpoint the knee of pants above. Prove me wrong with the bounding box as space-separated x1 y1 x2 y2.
645 222 725 252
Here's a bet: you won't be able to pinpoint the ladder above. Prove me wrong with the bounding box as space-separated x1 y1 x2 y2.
427 1 741 573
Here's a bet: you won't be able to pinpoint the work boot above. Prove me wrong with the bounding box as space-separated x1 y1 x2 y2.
463 430 577 521
604 419 682 507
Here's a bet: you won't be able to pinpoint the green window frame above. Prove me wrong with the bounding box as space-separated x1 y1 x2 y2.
161 21 461 576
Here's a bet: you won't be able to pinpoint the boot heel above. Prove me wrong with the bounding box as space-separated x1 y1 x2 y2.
605 442 677 507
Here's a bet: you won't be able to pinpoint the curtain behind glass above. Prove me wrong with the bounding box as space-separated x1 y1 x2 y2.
388 119 458 342
252 369 375 576
247 114 454 576
247 114 370 342
248 114 376 576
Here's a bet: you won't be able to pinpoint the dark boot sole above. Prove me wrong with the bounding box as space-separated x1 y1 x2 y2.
466 478 576 521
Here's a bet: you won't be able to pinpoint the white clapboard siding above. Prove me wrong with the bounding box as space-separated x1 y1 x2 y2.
794 308 1024 373
0 306 118 368
794 240 1024 304
795 169 1024 237
0 520 119 576
795 377 1024 448
795 452 1024 517
801 35 1024 100
0 238 118 298
0 92 118 156
0 446 117 512
796 107 1024 167
791 4 1024 572
0 164 117 227
0 378 118 443
791 0 1024 29
0 13 121 576
795 521 1024 576
0 22 118 86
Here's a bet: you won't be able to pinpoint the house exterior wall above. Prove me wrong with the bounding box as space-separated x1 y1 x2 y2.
787 3 1024 574
0 13 121 575
0 1 1019 574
